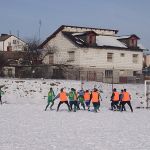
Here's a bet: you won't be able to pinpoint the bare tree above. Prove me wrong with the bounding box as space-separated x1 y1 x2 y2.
40 45 58 61
26 38 39 51
25 37 41 64
0 53 7 75
0 53 7 67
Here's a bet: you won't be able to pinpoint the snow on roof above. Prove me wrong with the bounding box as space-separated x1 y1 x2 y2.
72 32 85 36
117 34 140 40
75 36 85 45
76 41 83 45
143 49 150 55
117 35 130 39
96 36 127 48
138 43 146 50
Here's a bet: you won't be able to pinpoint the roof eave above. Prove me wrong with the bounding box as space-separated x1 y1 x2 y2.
62 24 118 34
38 25 65 49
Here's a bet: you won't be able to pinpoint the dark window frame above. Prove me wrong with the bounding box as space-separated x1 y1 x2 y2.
133 54 138 64
68 51 75 62
107 53 113 62
120 53 125 57
105 70 113 78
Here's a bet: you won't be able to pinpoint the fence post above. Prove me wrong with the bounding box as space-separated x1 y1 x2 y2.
112 67 114 91
102 72 104 83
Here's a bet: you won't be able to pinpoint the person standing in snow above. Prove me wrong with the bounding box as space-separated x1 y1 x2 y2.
91 88 101 112
110 88 119 111
0 87 4 105
84 90 91 111
77 89 85 110
121 89 133 112
119 89 126 111
54 88 71 112
73 88 78 111
68 88 78 112
45 88 55 111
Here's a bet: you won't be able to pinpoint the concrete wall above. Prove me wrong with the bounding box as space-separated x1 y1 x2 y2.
2 65 54 79
61 67 141 83
78 48 143 71
1 64 143 83
2 67 15 77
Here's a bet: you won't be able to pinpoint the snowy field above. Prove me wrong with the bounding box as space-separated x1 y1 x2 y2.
0 78 150 150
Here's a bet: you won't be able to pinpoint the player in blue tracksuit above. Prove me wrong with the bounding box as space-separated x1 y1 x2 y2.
77 89 85 110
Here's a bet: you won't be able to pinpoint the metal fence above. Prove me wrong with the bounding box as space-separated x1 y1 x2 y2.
1 65 144 84
64 70 144 84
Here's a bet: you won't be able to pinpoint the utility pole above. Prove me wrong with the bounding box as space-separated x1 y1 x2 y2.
17 30 20 50
112 66 114 91
38 20 42 44
9 30 12 35
17 30 19 38
81 80 84 89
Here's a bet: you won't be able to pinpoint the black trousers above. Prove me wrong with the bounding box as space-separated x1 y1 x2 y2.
69 101 78 111
119 101 126 111
111 101 119 110
57 101 70 111
93 102 100 111
121 101 133 112
78 101 85 110
0 96 2 105
45 101 54 111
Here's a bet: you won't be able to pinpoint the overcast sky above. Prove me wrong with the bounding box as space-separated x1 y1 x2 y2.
0 0 150 49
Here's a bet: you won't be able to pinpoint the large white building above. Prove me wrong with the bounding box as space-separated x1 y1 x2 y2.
39 25 144 83
0 34 26 51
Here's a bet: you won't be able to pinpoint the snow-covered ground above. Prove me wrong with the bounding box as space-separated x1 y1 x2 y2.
0 78 149 150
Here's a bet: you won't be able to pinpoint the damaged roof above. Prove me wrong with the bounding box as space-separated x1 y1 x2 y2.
62 31 143 51
0 35 11 41
62 31 127 48
39 25 143 51
39 25 118 48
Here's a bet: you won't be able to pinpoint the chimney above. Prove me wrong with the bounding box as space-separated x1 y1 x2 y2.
86 31 97 46
1 34 8 36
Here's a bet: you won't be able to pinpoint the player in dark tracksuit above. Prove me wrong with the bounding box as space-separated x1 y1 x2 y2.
68 88 78 112
0 88 4 105
110 88 120 111
77 89 85 110
119 90 126 111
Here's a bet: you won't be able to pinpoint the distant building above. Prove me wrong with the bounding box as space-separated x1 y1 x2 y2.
0 34 27 51
143 53 150 79
145 54 150 67
39 25 144 83
143 50 150 67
